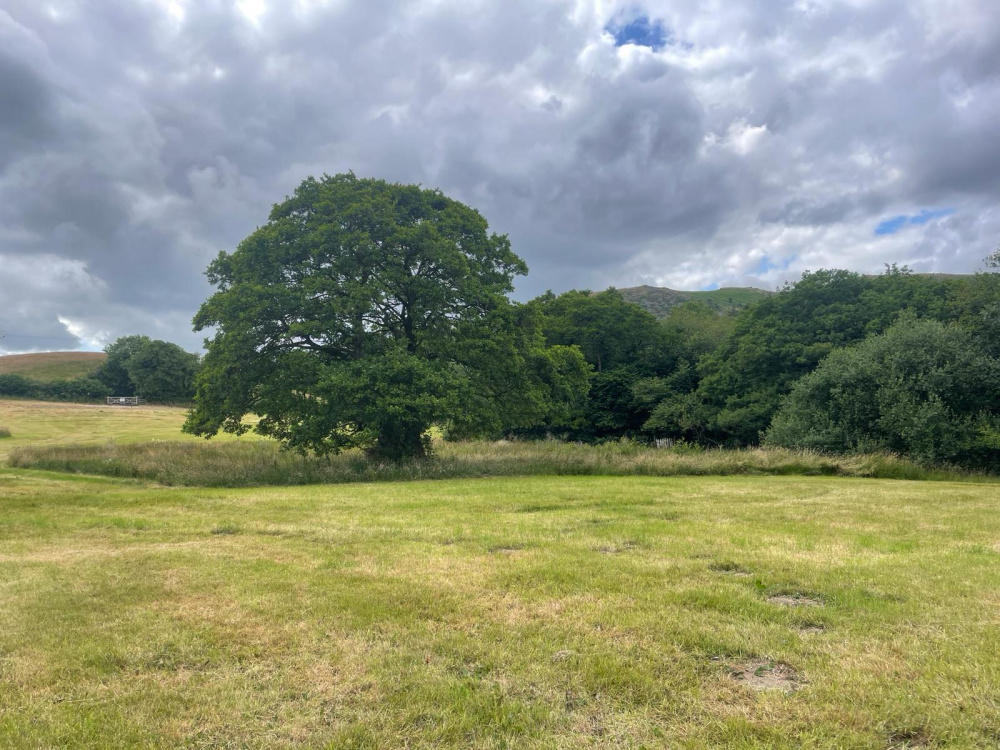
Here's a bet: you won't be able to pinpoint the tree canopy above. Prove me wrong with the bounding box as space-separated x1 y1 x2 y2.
526 288 682 439
96 335 152 395
95 335 199 402
176 170 998 469
125 340 200 402
657 268 964 445
185 173 588 459
765 317 1000 468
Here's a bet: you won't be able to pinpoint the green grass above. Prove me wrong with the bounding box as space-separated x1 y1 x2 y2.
686 287 774 309
2 399 999 747
0 351 106 381
9 438 979 487
10 399 977 488
0 399 261 460
1 471 999 748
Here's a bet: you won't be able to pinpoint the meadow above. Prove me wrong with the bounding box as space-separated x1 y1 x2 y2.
1 399 999 748
0 400 259 461
0 352 106 381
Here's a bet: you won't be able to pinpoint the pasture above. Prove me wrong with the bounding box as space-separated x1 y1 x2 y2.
0 400 257 461
0 352 106 382
0 400 998 748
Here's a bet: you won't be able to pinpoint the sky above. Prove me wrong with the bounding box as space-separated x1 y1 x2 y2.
1 0 999 353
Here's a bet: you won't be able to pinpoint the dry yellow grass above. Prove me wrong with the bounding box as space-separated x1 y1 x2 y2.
2 399 999 747
0 351 106 381
0 472 998 748
0 399 260 460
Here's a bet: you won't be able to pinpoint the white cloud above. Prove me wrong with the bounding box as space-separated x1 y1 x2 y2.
0 0 999 351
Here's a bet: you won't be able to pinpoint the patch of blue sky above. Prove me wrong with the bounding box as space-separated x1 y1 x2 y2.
875 208 956 236
608 16 670 50
753 255 795 275
909 208 956 225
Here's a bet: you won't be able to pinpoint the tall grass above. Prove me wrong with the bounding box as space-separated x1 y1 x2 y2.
8 438 983 487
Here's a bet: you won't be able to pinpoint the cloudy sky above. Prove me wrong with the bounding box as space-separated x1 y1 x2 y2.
2 0 999 352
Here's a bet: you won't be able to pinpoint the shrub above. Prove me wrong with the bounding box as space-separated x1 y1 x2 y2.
766 317 1000 469
0 373 111 402
0 427 11 439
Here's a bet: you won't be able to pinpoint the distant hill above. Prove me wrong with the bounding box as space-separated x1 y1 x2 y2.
616 285 772 318
0 352 106 382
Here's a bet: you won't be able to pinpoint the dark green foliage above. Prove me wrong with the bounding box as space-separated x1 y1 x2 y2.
677 268 964 445
125 340 200 402
950 251 1000 357
530 288 673 373
661 301 737 360
527 288 684 439
94 335 199 402
544 267 991 462
635 302 737 442
95 335 151 395
0 374 36 399
585 367 649 437
186 173 586 459
766 317 1000 468
43 376 113 402
0 373 111 402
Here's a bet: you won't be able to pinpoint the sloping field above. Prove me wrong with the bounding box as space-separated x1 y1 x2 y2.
617 285 771 317
0 400 258 460
685 287 774 309
0 471 998 748
0 351 106 381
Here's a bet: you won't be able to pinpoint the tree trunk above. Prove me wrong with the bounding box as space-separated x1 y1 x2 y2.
371 422 427 461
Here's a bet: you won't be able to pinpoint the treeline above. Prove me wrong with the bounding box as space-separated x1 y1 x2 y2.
180 174 1000 469
0 336 200 404
0 373 111 402
523 260 1000 471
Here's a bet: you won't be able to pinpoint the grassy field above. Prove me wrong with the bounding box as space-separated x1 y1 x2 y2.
1 472 999 748
1 399 999 748
0 400 258 461
0 351 106 381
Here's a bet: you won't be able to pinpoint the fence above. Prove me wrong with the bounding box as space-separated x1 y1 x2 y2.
106 396 146 406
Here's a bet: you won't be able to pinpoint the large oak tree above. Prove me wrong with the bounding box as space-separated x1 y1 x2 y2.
184 173 587 459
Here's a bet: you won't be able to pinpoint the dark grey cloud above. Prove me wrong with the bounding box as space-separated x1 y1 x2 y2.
1 0 999 352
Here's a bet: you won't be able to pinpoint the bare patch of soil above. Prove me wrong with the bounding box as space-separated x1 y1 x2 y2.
887 728 930 748
488 545 525 554
595 541 638 555
768 593 822 607
730 660 801 692
797 622 826 634
710 561 751 577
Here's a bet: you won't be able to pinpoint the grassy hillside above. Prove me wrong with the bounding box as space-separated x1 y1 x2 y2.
685 287 775 309
1 471 998 747
0 351 106 381
617 285 772 317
